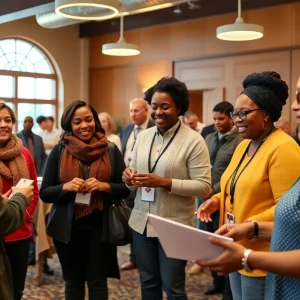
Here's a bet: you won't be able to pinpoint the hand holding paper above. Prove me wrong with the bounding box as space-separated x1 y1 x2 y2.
147 214 233 262
195 237 246 276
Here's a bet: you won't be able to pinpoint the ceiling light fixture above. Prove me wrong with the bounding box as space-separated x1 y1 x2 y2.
216 0 264 41
102 13 140 56
55 0 119 20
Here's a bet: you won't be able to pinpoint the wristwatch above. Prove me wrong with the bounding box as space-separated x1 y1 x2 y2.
245 220 259 241
241 249 253 272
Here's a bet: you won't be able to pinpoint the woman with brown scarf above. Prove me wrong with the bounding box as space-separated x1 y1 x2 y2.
40 100 130 300
0 103 39 300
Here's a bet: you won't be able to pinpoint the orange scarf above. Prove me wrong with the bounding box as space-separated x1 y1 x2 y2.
0 135 29 193
60 132 111 219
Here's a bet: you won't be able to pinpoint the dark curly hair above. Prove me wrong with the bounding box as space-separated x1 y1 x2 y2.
144 77 189 116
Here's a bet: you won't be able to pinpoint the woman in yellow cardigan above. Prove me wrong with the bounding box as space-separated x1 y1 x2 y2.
197 71 300 300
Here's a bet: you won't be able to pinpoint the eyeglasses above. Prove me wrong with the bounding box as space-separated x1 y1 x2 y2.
230 109 263 121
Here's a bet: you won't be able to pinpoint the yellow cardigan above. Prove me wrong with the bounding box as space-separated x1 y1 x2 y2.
214 129 300 277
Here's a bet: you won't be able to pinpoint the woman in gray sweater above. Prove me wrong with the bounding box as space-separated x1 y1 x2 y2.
122 77 212 300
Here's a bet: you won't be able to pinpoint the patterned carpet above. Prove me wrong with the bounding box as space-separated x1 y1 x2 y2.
23 245 222 300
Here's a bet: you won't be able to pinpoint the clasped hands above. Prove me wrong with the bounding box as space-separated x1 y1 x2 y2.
63 177 108 193
122 168 172 190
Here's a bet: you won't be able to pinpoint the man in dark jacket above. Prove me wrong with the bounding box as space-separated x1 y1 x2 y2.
17 116 47 176
203 101 242 300
0 187 33 300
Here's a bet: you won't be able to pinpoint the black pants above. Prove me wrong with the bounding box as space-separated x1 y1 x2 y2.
54 212 108 300
5 238 31 300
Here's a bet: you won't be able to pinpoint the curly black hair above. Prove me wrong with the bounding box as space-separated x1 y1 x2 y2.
144 77 189 116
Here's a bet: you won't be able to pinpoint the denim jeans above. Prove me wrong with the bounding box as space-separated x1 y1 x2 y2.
133 230 187 300
229 272 265 300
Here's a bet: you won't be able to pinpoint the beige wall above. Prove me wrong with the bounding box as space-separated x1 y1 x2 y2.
0 16 86 119
90 3 300 128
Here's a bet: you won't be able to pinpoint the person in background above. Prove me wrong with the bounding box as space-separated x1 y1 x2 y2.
0 103 39 300
202 101 242 300
119 98 155 271
0 186 34 300
36 115 48 136
40 100 130 300
201 124 216 138
197 71 300 300
274 117 289 134
98 112 121 151
17 116 52 274
17 116 47 177
184 111 205 134
123 77 211 300
37 116 61 155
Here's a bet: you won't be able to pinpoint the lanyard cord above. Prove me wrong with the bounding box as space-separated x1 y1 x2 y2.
78 161 91 180
148 122 181 173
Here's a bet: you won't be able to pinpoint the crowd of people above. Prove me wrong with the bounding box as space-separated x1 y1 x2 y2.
0 70 299 300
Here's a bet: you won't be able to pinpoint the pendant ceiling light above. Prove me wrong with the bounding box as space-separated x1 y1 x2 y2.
102 13 140 56
55 0 119 20
216 0 264 41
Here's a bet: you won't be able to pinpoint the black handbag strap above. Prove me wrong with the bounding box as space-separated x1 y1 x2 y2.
107 141 115 181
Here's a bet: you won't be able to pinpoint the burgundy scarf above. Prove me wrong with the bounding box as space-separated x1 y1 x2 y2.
60 132 111 219
0 135 29 193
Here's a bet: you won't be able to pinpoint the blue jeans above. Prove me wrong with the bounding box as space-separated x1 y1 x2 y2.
133 230 187 300
229 272 265 300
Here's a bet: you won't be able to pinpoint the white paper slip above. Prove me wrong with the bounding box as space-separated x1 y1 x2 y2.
75 192 91 206
15 178 34 188
148 214 233 262
9 178 34 199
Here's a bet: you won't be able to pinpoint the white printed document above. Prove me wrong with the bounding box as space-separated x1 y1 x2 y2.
148 214 233 261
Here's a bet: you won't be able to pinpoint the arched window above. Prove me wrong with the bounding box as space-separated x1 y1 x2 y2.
0 38 58 132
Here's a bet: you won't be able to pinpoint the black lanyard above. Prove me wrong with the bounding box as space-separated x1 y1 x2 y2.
229 128 274 209
78 161 90 180
148 122 181 173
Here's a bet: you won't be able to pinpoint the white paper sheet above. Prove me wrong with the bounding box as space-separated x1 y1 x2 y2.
148 214 233 261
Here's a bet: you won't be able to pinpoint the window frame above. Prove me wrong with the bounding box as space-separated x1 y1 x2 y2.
0 37 58 132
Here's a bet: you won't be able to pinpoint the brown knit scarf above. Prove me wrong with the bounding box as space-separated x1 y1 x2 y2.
0 135 30 193
60 132 111 219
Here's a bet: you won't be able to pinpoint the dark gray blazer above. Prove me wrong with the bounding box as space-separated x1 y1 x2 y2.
17 130 48 176
205 128 243 194
120 118 155 155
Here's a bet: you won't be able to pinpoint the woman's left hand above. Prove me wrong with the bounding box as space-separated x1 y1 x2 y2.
195 237 246 275
132 173 171 189
83 178 111 193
